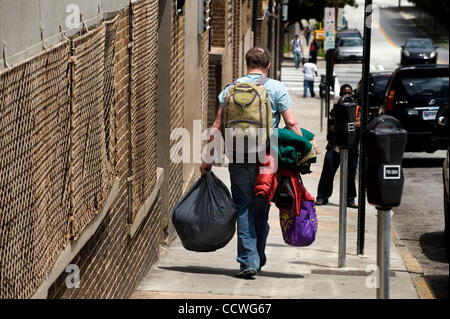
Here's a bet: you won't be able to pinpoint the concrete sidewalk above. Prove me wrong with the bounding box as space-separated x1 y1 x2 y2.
131 61 419 299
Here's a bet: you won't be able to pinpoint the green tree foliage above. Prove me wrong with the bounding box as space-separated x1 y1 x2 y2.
409 0 449 27
287 0 357 26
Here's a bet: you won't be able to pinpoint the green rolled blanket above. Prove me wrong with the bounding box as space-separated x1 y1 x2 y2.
271 127 318 168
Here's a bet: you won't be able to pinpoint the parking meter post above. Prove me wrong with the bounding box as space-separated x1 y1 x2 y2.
333 96 356 268
376 207 391 299
338 147 348 268
326 51 331 119
320 97 324 132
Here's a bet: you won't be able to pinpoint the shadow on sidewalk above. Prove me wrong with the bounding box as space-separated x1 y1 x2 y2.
158 266 304 279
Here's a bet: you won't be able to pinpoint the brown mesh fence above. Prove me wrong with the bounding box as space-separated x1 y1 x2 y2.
104 16 119 171
0 40 71 299
0 5 158 298
70 22 114 241
130 0 158 222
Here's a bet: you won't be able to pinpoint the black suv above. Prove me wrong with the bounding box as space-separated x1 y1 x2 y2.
379 64 449 153
354 72 392 122
400 38 438 66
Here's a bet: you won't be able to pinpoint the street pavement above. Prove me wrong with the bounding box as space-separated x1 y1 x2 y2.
131 60 424 300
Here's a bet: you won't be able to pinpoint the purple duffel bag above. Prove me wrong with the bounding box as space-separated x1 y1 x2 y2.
279 200 318 247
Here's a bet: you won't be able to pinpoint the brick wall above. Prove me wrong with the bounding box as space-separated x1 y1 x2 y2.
255 0 268 49
232 0 241 79
211 0 226 47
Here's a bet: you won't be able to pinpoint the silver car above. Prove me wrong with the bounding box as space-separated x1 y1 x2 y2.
336 37 363 63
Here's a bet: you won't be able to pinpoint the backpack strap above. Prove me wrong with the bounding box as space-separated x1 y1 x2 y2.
257 76 269 86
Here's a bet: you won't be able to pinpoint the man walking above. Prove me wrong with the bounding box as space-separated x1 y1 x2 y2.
290 34 303 69
302 57 318 98
316 84 360 208
201 47 303 279
309 39 319 64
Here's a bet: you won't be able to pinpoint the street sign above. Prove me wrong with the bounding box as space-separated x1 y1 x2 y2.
324 7 335 51
324 7 335 32
324 31 335 51
282 0 288 22
315 30 325 41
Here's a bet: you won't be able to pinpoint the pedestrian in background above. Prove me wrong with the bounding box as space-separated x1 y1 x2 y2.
291 34 303 69
302 57 318 98
305 26 311 44
309 39 319 64
315 84 360 208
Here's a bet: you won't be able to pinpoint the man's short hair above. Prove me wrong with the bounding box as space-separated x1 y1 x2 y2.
308 57 314 63
339 84 353 96
246 47 271 69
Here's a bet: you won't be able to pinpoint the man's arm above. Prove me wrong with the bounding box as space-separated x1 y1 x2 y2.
281 108 302 136
200 107 222 175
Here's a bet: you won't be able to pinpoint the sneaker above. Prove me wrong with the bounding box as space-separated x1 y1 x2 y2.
236 268 257 279
347 200 358 209
315 198 328 206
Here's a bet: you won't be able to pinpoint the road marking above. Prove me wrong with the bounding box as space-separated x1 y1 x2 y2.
373 19 400 49
390 224 435 299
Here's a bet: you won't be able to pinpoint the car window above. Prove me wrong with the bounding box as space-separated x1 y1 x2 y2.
373 77 390 98
400 77 449 97
340 38 363 47
405 39 433 49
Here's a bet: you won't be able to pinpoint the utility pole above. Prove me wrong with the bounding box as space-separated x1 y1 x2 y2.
357 0 373 256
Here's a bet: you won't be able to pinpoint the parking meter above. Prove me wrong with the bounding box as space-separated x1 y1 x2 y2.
320 75 336 98
365 115 407 208
365 115 407 300
334 96 357 148
319 81 327 98
333 95 357 268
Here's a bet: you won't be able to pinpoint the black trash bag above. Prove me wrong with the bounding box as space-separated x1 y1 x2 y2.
172 171 237 252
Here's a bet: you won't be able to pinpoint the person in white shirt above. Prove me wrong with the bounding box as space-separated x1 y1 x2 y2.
290 34 303 69
302 57 318 98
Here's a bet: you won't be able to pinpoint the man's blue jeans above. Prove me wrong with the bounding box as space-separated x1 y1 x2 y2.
228 163 271 271
303 80 315 97
294 51 302 69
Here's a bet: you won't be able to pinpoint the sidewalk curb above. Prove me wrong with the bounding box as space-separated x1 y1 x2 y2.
390 223 435 299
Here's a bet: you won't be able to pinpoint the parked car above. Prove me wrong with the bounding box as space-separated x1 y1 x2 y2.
335 37 363 63
435 103 449 257
335 28 362 46
354 72 392 121
379 64 449 153
400 38 438 66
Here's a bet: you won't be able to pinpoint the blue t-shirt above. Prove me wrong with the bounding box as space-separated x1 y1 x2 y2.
218 74 292 128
